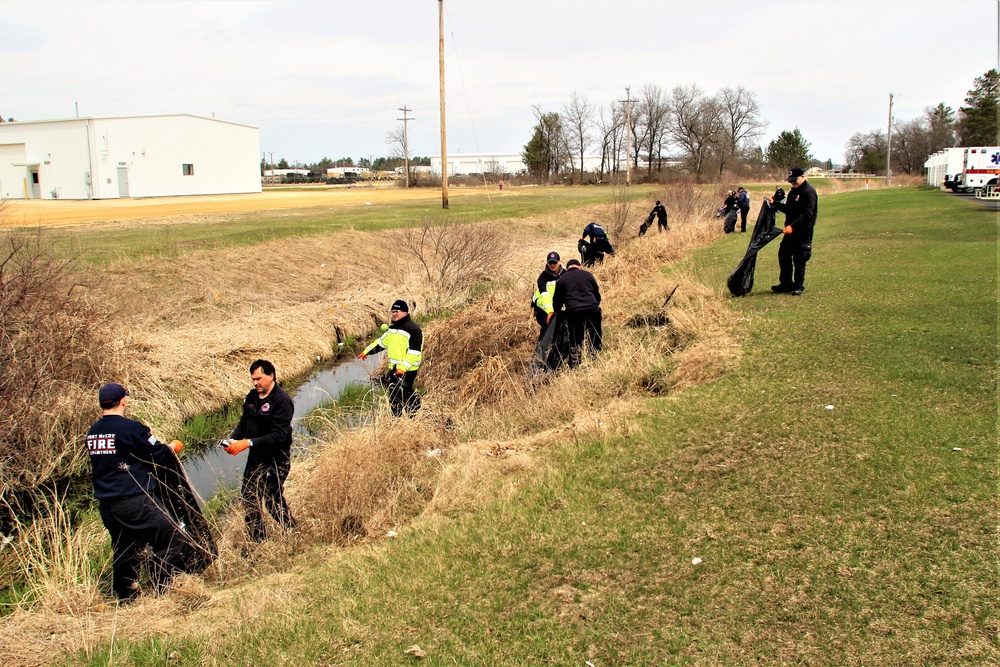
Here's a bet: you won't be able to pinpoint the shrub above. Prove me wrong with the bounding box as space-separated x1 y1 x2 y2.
0 214 120 520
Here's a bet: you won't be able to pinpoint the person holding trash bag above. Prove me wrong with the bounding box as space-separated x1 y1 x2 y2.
358 299 423 417
224 359 297 543
769 166 818 296
532 251 565 340
86 382 190 601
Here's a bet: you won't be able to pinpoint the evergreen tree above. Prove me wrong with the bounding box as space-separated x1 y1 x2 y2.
958 69 999 146
766 129 813 170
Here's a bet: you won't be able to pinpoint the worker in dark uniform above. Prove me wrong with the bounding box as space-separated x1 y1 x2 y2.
359 299 423 417
769 166 819 296
224 359 296 543
722 190 739 233
86 382 189 601
553 258 602 368
580 221 615 266
736 187 750 232
651 200 669 232
532 251 565 340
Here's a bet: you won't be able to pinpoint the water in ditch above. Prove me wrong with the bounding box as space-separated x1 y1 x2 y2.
181 355 381 500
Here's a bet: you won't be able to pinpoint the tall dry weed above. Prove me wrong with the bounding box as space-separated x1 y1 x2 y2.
0 225 123 514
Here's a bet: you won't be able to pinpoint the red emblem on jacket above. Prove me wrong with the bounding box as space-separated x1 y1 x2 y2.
261 403 270 412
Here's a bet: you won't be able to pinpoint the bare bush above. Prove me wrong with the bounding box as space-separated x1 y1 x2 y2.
397 218 512 311
0 221 120 512
607 178 636 240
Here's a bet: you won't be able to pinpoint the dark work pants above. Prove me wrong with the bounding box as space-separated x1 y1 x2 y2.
534 307 550 341
386 369 420 417
99 493 191 600
565 307 602 368
657 214 669 231
739 207 749 232
778 236 812 288
242 458 295 542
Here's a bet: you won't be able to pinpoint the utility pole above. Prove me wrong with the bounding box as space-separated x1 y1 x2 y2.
268 151 275 181
619 87 633 185
438 0 448 209
886 93 894 188
397 106 413 188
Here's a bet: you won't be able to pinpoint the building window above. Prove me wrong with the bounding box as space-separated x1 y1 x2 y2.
182 163 194 176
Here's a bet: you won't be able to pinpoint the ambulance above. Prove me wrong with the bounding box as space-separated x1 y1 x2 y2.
953 147 1000 193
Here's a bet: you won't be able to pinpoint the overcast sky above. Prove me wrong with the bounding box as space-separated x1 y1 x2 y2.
2 0 997 166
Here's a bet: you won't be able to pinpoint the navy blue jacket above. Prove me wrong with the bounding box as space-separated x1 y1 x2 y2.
230 385 294 467
554 267 602 313
86 414 175 499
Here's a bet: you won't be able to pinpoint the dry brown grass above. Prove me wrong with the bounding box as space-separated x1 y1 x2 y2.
0 185 745 665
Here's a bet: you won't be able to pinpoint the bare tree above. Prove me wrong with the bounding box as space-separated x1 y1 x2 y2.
563 91 595 178
596 102 626 179
637 83 669 176
715 86 767 178
666 84 722 183
891 117 931 175
385 124 413 186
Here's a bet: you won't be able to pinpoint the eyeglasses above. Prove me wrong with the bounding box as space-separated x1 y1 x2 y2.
547 261 558 265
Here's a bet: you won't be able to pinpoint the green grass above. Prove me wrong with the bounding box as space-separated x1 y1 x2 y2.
37 187 633 266
68 188 998 665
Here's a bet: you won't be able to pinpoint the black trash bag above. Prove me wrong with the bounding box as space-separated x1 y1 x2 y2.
638 212 654 237
726 188 786 296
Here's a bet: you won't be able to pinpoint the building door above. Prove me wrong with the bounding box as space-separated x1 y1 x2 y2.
117 167 130 198
0 143 26 199
30 169 41 199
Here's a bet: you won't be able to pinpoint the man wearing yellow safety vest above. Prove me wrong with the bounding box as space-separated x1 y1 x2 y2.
358 299 423 417
531 251 565 341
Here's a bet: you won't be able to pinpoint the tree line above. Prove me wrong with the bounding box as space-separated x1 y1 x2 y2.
846 69 999 175
522 69 999 183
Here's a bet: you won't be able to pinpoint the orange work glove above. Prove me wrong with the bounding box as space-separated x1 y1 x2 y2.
225 439 250 455
783 225 793 235
546 312 553 324
395 367 405 376
357 352 367 360
167 439 184 455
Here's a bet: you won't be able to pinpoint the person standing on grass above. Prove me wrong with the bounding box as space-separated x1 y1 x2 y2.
769 166 818 296
358 299 423 417
86 382 189 602
737 187 751 232
553 258 602 368
224 359 297 543
532 251 565 340
651 200 669 231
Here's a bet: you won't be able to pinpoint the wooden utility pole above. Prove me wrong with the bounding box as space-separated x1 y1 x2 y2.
397 106 413 188
438 0 449 209
620 87 633 185
886 93 894 187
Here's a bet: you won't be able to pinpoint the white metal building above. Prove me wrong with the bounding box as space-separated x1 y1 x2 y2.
923 147 966 187
0 114 261 199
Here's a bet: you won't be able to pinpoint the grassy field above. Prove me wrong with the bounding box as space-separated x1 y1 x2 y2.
19 186 634 266
56 187 996 666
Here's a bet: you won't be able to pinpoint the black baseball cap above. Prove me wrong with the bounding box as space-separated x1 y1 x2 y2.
98 382 129 403
391 299 409 312
566 258 581 268
546 251 560 263
786 166 805 182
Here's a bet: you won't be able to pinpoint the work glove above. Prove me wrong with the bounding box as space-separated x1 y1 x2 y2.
167 439 184 455
395 368 405 376
546 312 553 324
783 225 793 235
225 439 250 455
357 352 367 360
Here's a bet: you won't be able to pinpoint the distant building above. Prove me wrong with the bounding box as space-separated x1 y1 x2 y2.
0 114 260 199
430 152 681 177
